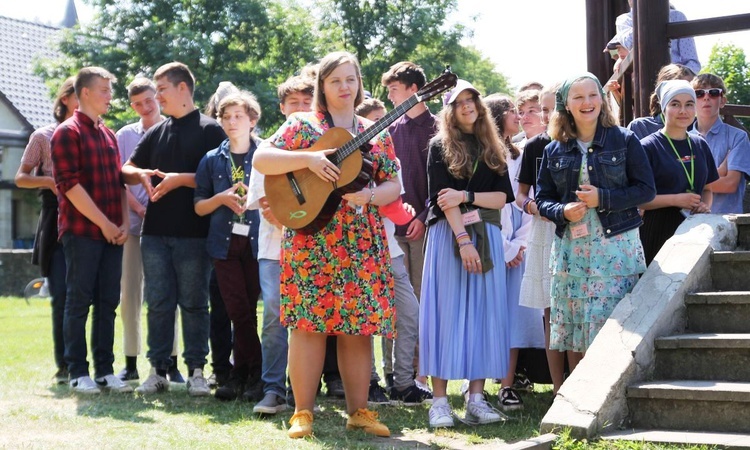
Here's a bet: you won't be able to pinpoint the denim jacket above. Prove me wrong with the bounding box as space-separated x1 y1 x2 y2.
537 124 655 238
194 138 260 260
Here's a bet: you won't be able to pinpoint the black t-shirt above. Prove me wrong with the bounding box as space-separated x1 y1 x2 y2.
425 134 514 225
517 131 552 189
129 109 227 238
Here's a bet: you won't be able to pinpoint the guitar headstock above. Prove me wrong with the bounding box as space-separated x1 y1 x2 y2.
417 67 458 103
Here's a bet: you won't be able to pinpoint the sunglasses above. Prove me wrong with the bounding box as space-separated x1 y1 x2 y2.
695 88 723 99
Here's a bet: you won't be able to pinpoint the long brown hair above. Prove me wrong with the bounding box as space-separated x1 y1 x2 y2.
437 94 507 178
484 94 521 160
53 76 76 124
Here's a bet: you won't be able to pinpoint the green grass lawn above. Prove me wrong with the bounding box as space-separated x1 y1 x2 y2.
1 295 714 449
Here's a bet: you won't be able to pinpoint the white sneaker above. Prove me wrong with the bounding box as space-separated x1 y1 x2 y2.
187 369 211 397
70 376 101 395
459 380 470 403
428 401 455 428
96 374 134 393
465 396 507 425
135 369 169 394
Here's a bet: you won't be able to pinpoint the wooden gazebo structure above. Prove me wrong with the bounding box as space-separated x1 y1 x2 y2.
585 0 750 127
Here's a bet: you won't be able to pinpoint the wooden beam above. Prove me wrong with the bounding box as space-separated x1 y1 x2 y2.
723 104 750 118
634 0 670 118
667 14 750 39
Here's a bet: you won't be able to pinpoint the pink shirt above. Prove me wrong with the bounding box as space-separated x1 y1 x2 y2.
21 123 57 177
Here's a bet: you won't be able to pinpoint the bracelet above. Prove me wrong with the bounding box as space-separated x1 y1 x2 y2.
466 191 475 204
522 198 535 214
455 231 469 242
368 188 376 204
458 241 473 248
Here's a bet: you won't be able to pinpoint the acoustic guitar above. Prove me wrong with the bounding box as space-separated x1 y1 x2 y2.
265 69 458 234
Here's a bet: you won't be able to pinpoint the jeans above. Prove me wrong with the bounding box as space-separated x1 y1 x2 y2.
141 235 211 371
61 233 122 379
48 243 67 370
213 235 261 379
259 259 287 396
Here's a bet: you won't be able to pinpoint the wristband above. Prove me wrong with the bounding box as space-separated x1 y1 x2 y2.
368 188 376 204
458 240 473 248
522 198 535 214
466 191 475 204
455 231 469 242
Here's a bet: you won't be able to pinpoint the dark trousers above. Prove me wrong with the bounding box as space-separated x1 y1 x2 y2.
210 269 233 375
213 234 261 378
48 243 67 370
61 234 122 379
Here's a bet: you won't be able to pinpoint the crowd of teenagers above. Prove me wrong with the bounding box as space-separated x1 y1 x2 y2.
15 46 750 439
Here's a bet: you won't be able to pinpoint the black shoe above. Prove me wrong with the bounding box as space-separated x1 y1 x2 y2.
368 380 389 406
389 383 433 406
326 377 345 399
117 367 139 382
54 367 70 385
242 374 264 402
214 375 245 401
511 372 533 392
211 371 231 388
167 367 185 383
498 387 523 411
384 373 394 395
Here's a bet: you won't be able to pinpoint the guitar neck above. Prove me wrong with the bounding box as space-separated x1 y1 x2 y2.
330 95 420 165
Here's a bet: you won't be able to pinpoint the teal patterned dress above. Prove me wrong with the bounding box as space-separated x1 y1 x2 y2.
549 147 646 352
267 111 398 337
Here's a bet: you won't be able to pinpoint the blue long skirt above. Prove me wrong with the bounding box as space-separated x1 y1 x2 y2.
419 219 510 380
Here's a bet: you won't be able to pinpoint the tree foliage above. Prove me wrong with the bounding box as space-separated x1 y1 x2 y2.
38 0 511 132
703 43 750 128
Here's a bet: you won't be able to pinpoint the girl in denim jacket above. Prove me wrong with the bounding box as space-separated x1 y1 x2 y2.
536 74 655 370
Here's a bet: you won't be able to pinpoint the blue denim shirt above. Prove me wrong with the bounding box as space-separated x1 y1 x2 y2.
537 124 656 238
194 138 260 260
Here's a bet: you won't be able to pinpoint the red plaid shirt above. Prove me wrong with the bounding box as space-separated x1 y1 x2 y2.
51 110 123 240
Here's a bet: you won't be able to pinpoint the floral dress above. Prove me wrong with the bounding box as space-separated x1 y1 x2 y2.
549 148 646 352
268 111 397 337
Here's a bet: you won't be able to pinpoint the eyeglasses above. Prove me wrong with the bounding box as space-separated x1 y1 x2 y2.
695 88 723 99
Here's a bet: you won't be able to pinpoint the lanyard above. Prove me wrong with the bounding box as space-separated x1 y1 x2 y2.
663 132 695 192
229 152 247 223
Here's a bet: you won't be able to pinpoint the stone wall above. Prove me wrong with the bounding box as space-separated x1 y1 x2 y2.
0 249 40 296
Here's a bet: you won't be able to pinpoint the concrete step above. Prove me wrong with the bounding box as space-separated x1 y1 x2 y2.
628 380 750 433
712 251 750 291
686 292 750 333
654 333 750 381
736 215 750 251
602 429 750 449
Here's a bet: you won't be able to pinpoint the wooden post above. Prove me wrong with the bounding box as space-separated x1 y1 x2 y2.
586 0 629 83
633 0 670 118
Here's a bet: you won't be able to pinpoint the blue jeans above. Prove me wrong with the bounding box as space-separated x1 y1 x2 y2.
61 233 122 379
48 243 67 370
259 259 287 396
141 235 211 371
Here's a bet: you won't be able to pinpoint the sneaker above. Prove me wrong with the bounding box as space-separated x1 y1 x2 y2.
384 373 394 394
368 380 389 406
167 367 185 383
70 376 101 395
428 401 454 428
511 372 533 392
209 371 230 389
117 367 139 382
326 377 345 399
415 378 433 397
242 374 265 402
253 392 288 414
459 380 470 403
346 408 390 437
54 367 69 385
135 369 169 394
288 409 314 438
389 383 433 406
96 374 134 393
214 374 245 401
465 396 507 425
187 369 211 397
498 387 523 411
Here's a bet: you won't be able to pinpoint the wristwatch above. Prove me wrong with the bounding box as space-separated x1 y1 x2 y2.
466 191 475 204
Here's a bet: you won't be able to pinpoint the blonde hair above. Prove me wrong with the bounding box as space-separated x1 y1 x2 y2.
437 94 507 178
313 51 364 113
548 81 618 142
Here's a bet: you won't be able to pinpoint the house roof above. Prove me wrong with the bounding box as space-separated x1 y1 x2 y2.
0 16 62 130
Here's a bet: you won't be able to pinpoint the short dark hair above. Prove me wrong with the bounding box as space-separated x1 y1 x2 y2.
153 62 195 95
127 76 155 99
74 66 116 97
355 98 386 118
277 75 315 103
381 61 427 89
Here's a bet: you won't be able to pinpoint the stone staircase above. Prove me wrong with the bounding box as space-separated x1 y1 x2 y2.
604 246 750 448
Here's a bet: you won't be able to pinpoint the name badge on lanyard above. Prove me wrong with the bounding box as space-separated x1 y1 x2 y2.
232 223 250 236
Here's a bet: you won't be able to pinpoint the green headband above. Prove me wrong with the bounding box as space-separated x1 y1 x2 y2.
555 73 605 112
